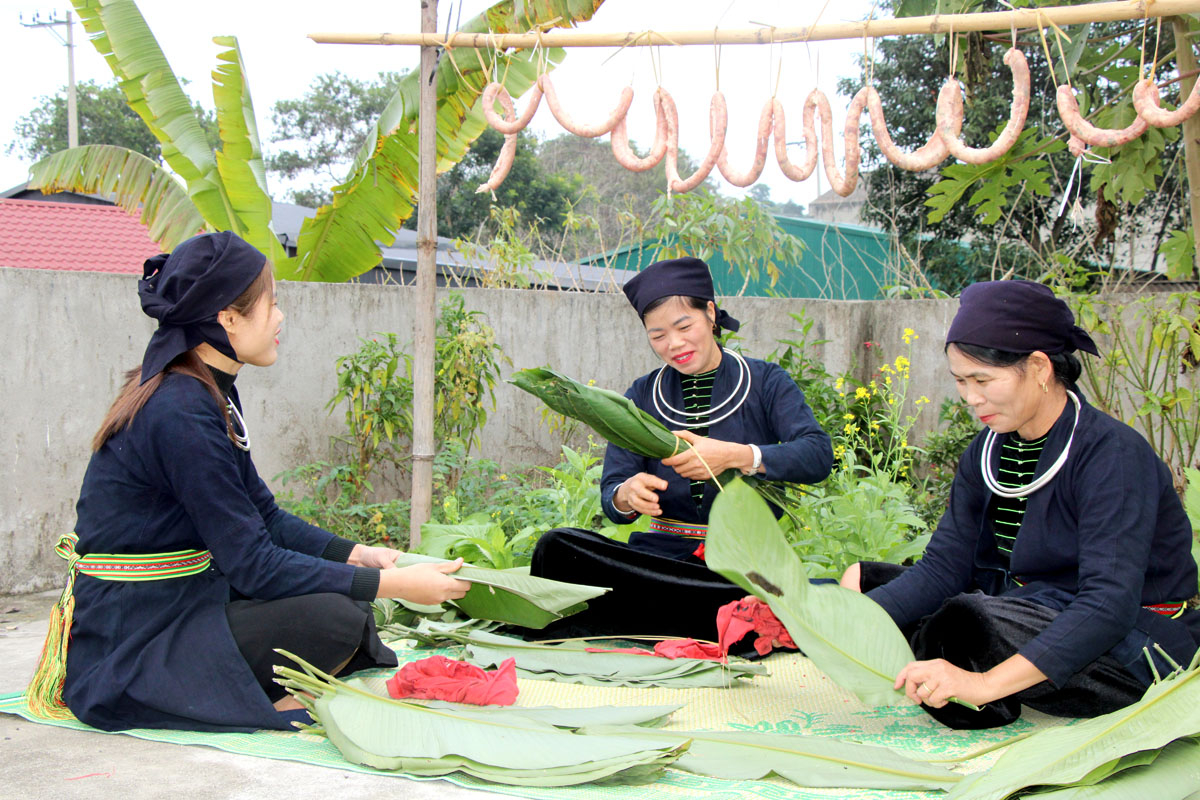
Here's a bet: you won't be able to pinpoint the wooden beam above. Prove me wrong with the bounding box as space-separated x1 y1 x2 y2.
410 0 438 548
310 0 1200 49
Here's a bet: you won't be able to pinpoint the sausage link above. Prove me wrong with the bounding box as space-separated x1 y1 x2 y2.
808 88 865 197
663 89 727 194
773 96 819 181
611 87 668 171
864 86 949 171
480 81 542 135
1133 75 1200 127
1057 84 1148 156
539 74 634 138
936 48 1030 165
475 88 517 194
717 99 774 187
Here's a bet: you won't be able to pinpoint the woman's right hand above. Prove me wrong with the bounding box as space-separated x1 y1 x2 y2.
615 472 669 517
378 558 471 604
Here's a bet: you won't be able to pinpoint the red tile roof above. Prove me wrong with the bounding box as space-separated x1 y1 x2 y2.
0 198 165 274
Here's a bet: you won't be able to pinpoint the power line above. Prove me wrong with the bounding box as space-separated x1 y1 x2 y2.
20 9 78 149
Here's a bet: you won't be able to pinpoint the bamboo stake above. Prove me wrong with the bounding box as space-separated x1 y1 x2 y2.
310 0 1200 49
410 0 438 548
1171 16 1200 280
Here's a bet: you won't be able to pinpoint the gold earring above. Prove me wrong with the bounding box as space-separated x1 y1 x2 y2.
1040 381 1048 393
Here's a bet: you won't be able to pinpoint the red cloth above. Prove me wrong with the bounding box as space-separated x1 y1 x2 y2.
692 542 706 560
653 639 724 660
385 655 518 705
716 597 798 657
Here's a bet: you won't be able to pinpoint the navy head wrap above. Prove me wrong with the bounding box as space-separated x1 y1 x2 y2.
138 231 268 383
621 257 740 332
946 280 1099 357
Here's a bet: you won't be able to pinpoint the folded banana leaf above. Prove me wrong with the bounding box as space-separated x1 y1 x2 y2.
462 630 768 687
275 653 687 786
579 724 963 791
1024 738 1200 799
509 367 679 458
946 656 1200 800
706 477 916 707
391 552 608 629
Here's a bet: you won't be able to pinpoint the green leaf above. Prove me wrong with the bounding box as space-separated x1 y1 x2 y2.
462 630 768 688
1025 738 1200 799
706 477 915 707
579 725 962 791
1161 230 1197 281
27 144 204 249
391 552 607 629
946 660 1200 800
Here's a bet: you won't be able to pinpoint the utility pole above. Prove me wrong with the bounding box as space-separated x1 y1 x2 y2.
21 9 78 149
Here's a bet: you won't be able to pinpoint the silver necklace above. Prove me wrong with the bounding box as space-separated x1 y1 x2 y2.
651 347 752 429
980 390 1080 499
226 398 251 451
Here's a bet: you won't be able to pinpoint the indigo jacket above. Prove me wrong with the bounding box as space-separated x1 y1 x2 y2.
64 374 375 732
868 395 1199 687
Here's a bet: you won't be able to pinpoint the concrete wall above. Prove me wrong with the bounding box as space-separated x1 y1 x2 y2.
1 268 961 595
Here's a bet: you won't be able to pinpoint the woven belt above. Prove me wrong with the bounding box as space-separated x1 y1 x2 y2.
648 518 709 539
1144 602 1189 619
27 533 212 721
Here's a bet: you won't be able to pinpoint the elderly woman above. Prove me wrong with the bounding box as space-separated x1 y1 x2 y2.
841 281 1199 728
529 257 833 641
30 232 469 732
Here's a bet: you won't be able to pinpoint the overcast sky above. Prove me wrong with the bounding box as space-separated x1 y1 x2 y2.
2 0 875 208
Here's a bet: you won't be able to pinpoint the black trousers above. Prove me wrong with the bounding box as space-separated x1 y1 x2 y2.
860 562 1147 729
226 593 397 702
526 528 748 642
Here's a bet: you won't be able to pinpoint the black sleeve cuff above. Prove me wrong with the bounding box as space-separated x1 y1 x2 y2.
321 536 358 563
349 568 380 602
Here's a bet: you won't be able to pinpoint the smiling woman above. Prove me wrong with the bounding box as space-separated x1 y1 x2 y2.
841 280 1200 730
525 257 834 643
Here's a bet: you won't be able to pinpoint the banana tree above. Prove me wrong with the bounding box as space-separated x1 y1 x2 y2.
28 0 604 281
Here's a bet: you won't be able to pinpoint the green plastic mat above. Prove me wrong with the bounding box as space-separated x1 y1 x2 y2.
0 644 1066 799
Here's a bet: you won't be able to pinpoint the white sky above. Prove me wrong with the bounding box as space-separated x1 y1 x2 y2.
1 0 876 208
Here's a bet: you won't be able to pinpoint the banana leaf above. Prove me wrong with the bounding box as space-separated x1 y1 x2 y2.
276 655 686 786
706 477 916 707
462 630 767 687
378 698 683 730
28 145 205 249
510 367 681 458
1006 739 1199 799
579 725 963 791
946 657 1200 800
392 552 607 629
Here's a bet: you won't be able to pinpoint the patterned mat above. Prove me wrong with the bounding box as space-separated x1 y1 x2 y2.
0 643 1066 799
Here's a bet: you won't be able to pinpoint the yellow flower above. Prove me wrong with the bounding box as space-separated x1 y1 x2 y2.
587 379 596 386
498 473 508 481
843 422 858 435
370 510 383 524
834 444 846 458
870 421 881 431
902 327 917 345
843 412 855 420
879 363 893 374
855 386 870 400
869 380 877 391
894 355 910 372
884 376 892 386
917 395 930 405
834 376 845 391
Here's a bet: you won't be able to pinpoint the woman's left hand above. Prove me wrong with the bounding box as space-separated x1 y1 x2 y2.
662 430 754 480
895 659 994 709
349 543 403 569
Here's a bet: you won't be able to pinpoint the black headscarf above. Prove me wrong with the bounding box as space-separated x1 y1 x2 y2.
946 280 1099 356
138 231 267 383
621 257 740 332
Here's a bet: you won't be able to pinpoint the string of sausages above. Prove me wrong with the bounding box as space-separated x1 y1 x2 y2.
478 48 1200 197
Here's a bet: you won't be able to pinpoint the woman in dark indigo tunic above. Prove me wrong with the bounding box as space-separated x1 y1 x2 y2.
841 281 1199 729
529 257 833 640
33 232 469 732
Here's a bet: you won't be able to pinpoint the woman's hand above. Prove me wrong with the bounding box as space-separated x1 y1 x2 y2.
661 430 755 480
895 659 993 708
615 472 668 517
348 543 402 569
379 558 471 605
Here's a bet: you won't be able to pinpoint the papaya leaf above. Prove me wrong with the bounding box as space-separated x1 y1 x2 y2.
579 724 963 791
391 552 607 629
706 477 916 707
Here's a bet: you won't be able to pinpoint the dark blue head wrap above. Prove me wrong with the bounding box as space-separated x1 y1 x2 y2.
946 280 1098 357
138 231 267 383
621 257 740 332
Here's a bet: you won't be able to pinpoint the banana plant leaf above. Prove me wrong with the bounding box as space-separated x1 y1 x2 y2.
68 0 232 230
946 657 1200 800
28 145 205 249
1023 738 1199 799
462 630 767 687
288 1 604 282
392 552 607 629
579 725 962 791
509 367 680 458
276 655 686 787
706 477 916 707
375 697 683 730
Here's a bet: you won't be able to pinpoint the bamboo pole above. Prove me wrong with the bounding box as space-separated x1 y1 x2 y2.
410 0 438 548
1172 16 1200 280
310 0 1200 48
